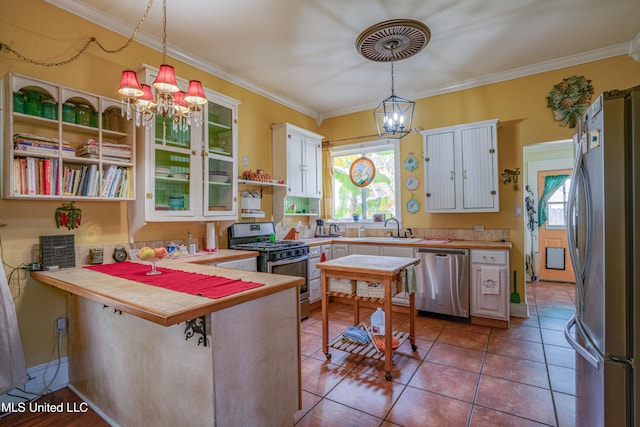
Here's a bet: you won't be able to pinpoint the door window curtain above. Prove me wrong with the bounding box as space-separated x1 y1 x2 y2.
538 174 570 227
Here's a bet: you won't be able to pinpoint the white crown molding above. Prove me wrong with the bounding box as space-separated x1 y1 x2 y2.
322 42 630 120
43 0 634 123
43 0 320 120
629 31 640 62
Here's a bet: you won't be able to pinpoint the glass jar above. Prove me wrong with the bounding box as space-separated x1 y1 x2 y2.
41 99 58 120
76 104 91 126
13 92 25 113
105 108 121 131
62 102 76 123
24 91 42 117
90 111 99 128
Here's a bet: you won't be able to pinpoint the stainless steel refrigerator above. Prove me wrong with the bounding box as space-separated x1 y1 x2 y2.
564 86 639 426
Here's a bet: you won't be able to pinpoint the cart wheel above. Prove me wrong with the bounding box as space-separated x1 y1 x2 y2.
325 352 332 360
385 372 392 381
411 344 418 352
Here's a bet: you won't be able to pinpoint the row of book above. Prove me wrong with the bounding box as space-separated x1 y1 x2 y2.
12 157 132 198
14 134 132 162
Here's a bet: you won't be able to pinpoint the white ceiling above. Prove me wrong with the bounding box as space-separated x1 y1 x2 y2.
46 0 640 122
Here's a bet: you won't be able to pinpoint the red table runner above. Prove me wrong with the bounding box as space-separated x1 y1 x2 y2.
85 261 264 299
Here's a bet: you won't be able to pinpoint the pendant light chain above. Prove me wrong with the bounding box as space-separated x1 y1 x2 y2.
161 0 168 64
390 61 395 96
0 0 155 67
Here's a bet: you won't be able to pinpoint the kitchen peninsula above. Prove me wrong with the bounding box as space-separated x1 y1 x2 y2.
31 251 303 427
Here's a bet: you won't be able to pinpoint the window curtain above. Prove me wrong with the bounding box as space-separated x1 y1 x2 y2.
538 174 569 227
322 145 334 219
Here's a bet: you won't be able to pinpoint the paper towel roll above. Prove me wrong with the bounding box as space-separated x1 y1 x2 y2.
205 222 217 250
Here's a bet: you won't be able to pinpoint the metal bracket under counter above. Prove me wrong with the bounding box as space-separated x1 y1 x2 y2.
184 316 208 346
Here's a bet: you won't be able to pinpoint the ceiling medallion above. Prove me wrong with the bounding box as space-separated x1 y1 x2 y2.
356 19 431 62
357 19 430 139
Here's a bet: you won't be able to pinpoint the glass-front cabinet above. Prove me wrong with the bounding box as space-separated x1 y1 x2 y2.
152 116 194 215
129 66 238 233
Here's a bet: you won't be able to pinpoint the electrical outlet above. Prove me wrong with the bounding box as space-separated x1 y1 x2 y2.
514 205 524 217
473 224 484 232
56 317 68 336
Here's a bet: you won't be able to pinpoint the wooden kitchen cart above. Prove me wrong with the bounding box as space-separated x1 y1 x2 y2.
317 254 420 380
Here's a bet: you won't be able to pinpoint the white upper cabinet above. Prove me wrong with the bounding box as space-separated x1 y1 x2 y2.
422 119 499 213
272 123 323 198
128 66 239 233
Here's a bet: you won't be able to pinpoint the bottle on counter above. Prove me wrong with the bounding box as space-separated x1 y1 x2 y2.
187 231 197 255
370 308 385 335
358 225 366 237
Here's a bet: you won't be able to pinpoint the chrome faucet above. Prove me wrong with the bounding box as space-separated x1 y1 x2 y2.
384 217 401 237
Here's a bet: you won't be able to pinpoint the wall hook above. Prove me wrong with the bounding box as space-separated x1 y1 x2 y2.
502 168 520 190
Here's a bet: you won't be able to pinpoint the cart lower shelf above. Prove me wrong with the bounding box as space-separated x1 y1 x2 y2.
327 330 414 360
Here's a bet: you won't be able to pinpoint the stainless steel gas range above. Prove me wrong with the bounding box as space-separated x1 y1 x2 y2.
228 222 310 319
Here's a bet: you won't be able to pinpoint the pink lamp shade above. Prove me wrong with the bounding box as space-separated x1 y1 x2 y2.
140 84 154 101
137 84 155 108
153 64 179 93
173 91 189 113
185 80 207 105
117 70 144 97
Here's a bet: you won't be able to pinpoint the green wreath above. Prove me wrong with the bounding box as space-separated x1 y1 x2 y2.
546 75 594 128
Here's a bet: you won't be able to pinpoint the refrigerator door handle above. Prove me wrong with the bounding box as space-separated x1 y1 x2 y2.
566 135 593 312
565 315 600 369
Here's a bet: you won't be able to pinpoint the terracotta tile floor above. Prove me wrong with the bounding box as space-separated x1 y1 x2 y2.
295 281 577 426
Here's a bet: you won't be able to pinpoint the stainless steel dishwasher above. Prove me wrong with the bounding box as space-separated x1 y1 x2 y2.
415 247 470 318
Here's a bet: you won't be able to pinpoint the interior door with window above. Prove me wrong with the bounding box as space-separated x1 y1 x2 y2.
537 169 574 282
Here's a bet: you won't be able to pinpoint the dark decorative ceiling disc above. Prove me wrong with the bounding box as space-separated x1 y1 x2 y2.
356 19 431 62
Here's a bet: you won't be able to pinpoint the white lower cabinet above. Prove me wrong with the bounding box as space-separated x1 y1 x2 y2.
308 244 331 303
470 249 509 323
331 243 349 259
208 257 257 271
349 244 379 256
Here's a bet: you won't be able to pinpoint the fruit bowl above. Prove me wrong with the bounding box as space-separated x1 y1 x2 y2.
137 247 168 275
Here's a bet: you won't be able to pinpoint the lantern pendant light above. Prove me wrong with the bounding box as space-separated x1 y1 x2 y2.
117 0 207 130
374 56 414 139
356 19 431 139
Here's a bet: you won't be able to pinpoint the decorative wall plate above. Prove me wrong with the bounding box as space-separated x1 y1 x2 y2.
404 154 418 171
406 194 420 213
349 156 375 187
405 176 419 190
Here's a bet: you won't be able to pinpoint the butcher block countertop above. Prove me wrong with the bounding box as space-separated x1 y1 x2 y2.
317 254 420 277
31 249 302 327
305 237 512 250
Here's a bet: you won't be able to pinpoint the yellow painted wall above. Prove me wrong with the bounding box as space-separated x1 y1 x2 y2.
2 0 640 371
0 0 322 367
319 55 640 305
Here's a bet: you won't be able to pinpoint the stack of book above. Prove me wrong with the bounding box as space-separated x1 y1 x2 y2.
14 133 75 157
76 139 132 162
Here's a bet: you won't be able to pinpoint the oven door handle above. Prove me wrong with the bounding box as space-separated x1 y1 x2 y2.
269 255 309 268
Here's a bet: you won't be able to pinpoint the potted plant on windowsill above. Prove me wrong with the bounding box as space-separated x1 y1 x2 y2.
546 75 594 128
